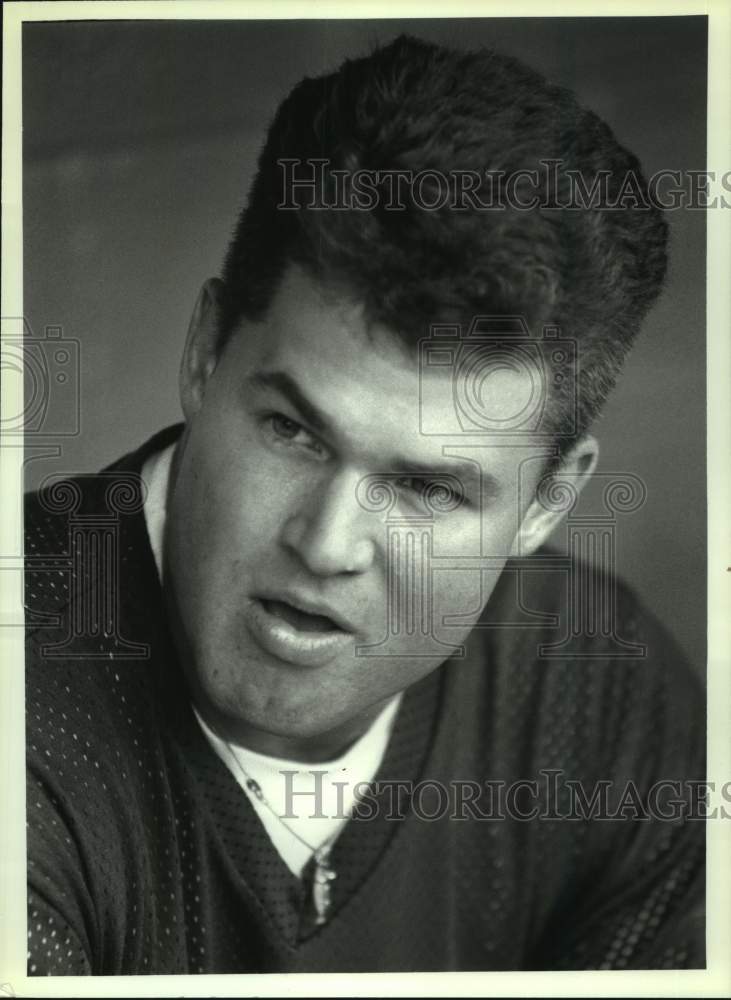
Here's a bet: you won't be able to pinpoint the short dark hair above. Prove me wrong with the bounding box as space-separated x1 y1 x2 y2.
220 34 667 452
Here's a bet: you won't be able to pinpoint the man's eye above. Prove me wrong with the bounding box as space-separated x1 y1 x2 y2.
268 414 325 455
394 476 426 497
394 476 467 510
271 414 303 440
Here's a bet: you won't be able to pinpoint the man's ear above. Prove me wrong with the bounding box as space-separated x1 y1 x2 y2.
510 435 599 558
179 278 225 420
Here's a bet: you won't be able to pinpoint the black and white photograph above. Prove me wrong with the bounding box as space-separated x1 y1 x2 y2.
2 1 730 993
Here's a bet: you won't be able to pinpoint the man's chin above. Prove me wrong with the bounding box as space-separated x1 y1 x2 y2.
215 705 366 761
195 674 357 752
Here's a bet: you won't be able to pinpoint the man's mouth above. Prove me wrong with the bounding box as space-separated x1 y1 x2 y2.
245 594 355 668
260 598 343 634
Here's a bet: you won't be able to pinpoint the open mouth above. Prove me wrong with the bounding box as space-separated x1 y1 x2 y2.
247 595 353 668
260 598 344 634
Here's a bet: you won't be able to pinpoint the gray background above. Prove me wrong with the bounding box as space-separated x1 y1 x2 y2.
22 17 707 675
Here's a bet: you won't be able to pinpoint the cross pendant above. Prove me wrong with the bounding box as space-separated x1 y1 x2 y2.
312 845 337 926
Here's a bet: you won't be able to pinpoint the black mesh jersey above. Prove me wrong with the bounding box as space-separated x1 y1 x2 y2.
25 426 706 974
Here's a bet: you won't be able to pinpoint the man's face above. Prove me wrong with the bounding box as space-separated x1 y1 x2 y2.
165 266 572 759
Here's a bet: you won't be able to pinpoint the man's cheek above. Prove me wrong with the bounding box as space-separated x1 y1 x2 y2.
433 569 487 629
205 463 281 537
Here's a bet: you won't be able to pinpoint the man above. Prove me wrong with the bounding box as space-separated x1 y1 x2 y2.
25 34 704 974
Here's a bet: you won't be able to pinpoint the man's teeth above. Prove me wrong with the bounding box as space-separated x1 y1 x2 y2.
263 599 340 633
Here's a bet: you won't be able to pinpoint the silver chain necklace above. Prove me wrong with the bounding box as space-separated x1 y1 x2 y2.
224 742 338 926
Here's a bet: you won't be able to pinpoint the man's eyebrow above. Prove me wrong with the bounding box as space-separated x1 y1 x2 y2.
246 370 332 434
396 456 499 496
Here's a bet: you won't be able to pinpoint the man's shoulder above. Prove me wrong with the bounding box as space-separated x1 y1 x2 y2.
24 426 183 713
24 425 183 624
485 542 697 671
474 544 704 766
24 424 182 531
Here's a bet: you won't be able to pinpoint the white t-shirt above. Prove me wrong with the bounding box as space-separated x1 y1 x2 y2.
141 441 401 876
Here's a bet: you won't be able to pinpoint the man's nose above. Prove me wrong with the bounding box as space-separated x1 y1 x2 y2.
280 471 376 577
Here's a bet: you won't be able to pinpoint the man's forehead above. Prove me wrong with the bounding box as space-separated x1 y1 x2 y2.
228 264 547 473
262 264 372 338
235 266 423 400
